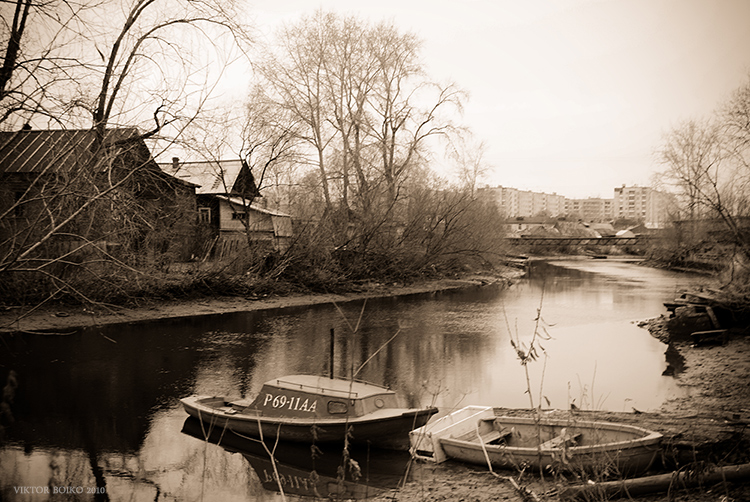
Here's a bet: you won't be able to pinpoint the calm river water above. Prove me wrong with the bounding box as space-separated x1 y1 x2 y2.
0 259 702 501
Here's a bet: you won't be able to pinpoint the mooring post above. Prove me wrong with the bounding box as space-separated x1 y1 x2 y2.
330 328 335 380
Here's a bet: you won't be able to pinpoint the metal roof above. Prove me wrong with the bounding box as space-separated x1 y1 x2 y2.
160 159 244 195
268 375 394 399
0 128 147 174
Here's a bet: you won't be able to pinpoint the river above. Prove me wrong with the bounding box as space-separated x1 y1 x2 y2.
0 258 704 501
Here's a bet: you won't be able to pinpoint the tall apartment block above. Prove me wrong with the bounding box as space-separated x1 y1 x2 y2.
564 198 614 223
478 185 566 218
613 185 673 228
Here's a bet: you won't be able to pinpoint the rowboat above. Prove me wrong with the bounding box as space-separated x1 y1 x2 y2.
181 374 438 450
410 406 662 475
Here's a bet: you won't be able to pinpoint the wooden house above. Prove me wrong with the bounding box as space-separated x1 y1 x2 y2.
0 128 197 263
162 158 293 259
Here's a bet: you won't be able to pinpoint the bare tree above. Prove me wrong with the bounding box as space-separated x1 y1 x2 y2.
258 10 338 213
0 0 31 103
0 0 107 126
657 119 723 222
657 114 750 265
367 21 464 205
321 14 377 218
447 132 491 197
720 75 750 216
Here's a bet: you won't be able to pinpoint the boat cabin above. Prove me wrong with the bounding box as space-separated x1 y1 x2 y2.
247 375 401 419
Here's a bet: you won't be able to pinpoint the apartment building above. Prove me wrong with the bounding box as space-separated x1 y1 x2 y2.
564 197 614 223
478 185 565 218
613 185 673 228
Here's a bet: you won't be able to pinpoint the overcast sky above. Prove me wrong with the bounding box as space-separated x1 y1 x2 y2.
247 0 750 199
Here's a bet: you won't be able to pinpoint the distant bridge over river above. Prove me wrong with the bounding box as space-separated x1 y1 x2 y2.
506 236 657 247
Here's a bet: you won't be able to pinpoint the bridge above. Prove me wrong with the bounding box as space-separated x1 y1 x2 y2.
506 236 655 247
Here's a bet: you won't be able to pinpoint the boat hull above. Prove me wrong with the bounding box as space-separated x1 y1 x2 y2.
411 408 662 475
182 395 437 450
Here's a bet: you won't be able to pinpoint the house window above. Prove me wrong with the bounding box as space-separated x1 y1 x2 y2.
198 207 211 223
231 211 248 220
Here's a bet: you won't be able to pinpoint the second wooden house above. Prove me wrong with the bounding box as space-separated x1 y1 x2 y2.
162 158 292 260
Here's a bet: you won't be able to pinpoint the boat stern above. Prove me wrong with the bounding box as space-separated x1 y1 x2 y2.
409 406 494 463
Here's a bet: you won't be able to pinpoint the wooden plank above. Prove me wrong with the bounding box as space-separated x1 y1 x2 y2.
479 430 503 443
690 329 727 345
454 426 511 444
559 463 750 501
539 429 581 449
705 306 720 329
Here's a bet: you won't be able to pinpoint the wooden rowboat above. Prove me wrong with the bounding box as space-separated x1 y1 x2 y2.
410 406 662 475
181 374 437 450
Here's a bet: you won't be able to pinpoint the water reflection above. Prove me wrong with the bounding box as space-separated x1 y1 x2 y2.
180 417 409 500
0 259 702 500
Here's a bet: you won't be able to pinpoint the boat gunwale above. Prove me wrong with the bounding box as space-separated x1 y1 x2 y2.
181 395 438 426
439 415 663 455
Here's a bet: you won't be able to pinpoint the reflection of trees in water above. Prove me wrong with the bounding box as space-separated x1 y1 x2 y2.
526 261 593 287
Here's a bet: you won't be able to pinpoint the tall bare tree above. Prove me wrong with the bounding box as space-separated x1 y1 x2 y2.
658 119 723 222
259 11 338 213
658 83 750 265
447 132 490 197
367 21 463 205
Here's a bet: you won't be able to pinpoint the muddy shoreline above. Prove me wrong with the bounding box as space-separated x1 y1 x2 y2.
0 272 521 334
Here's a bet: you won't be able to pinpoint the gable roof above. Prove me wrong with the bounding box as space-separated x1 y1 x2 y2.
161 158 259 197
162 159 241 194
0 128 153 175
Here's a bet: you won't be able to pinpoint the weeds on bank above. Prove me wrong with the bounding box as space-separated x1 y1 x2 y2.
498 290 637 501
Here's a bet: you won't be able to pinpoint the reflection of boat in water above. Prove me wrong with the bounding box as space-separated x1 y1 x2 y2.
181 374 437 449
410 406 662 475
181 417 410 499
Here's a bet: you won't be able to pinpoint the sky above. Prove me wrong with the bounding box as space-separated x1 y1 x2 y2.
244 0 750 199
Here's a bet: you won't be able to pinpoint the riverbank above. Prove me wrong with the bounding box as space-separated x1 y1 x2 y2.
0 270 523 334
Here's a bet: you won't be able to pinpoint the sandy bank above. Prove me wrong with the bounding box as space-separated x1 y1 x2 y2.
0 272 522 334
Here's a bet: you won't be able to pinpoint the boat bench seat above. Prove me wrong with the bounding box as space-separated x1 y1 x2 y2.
479 429 509 444
228 399 253 407
540 429 581 449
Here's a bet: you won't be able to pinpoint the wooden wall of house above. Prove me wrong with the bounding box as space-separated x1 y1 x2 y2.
218 200 276 233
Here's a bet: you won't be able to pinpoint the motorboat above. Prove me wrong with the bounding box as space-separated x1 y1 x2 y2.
181 374 438 450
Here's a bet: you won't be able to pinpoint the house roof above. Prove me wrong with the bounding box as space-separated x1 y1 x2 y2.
216 195 291 218
589 223 617 237
161 159 245 195
553 221 601 238
0 128 151 174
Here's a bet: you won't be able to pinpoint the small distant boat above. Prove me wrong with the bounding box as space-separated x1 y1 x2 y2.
410 406 662 475
181 374 437 450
